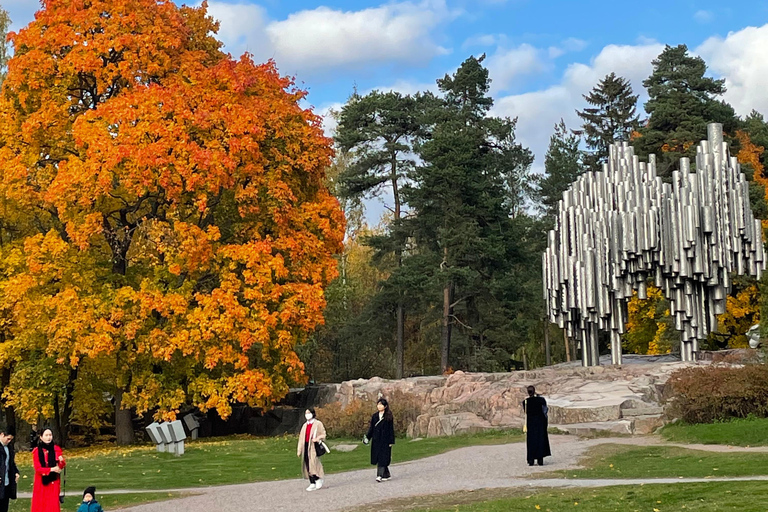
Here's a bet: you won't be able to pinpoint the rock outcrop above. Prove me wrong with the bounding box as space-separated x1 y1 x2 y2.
324 355 699 437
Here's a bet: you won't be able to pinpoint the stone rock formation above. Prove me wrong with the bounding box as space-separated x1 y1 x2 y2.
322 355 701 437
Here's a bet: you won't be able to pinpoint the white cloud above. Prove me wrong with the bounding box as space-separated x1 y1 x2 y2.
462 33 501 49
696 24 768 116
316 102 344 137
492 42 665 175
548 37 588 58
694 10 714 23
207 0 457 76
266 0 455 74
486 44 549 92
206 2 271 61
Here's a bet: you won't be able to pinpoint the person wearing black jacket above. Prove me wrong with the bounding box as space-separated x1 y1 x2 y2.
0 426 20 512
522 385 551 466
363 398 395 482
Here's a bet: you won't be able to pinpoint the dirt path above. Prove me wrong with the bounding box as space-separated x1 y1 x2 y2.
111 436 768 512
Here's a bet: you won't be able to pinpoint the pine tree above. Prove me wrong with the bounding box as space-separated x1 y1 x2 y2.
743 110 768 172
405 56 533 372
534 119 583 219
637 44 739 178
335 90 421 379
575 73 639 172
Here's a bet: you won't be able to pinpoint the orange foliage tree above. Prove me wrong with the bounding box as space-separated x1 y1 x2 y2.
0 0 343 443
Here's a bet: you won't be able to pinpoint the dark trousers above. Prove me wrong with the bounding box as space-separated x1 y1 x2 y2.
376 465 391 478
0 497 10 512
528 458 544 466
304 442 318 483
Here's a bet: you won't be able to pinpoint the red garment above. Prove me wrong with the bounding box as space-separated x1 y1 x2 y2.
304 422 313 443
31 446 66 512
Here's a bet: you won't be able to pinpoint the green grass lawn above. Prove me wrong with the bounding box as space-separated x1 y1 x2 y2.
557 443 768 479
8 492 185 511
384 482 768 512
660 416 768 446
12 429 523 493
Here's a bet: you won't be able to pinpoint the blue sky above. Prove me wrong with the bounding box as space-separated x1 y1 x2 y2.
3 0 768 220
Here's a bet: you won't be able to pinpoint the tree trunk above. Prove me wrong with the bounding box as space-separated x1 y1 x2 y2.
1 367 15 433
52 368 77 447
396 303 404 379
392 154 405 380
564 330 571 362
115 388 135 446
440 280 453 373
61 368 77 446
544 321 551 366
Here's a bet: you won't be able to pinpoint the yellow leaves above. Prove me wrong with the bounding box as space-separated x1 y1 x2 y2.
715 282 759 349
625 285 674 355
0 0 344 425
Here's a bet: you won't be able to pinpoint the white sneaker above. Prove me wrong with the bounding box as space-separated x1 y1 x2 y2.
381 477 390 481
306 484 317 491
315 479 323 489
375 476 382 482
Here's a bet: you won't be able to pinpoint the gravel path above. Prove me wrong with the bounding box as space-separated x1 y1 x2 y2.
114 436 768 512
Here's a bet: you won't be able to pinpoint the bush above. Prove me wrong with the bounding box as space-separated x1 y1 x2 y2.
315 397 374 439
666 364 768 423
316 389 425 439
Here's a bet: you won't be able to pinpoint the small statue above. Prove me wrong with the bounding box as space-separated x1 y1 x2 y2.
747 324 761 349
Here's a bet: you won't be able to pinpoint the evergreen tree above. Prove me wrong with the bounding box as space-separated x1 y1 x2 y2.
637 44 739 178
405 56 533 372
534 119 583 219
335 90 421 378
575 73 640 172
743 110 768 172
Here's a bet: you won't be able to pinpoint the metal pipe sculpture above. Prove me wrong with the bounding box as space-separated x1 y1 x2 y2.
543 123 765 366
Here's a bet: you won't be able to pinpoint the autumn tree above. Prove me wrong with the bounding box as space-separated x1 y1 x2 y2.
575 73 640 173
0 0 343 444
623 286 678 355
0 7 9 85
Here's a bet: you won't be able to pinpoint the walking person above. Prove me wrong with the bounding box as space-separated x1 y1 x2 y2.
363 398 395 482
0 427 20 512
522 385 551 466
296 408 326 492
31 428 66 512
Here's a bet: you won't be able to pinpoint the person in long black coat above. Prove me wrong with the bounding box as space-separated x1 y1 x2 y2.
363 398 395 482
0 426 20 512
522 385 551 466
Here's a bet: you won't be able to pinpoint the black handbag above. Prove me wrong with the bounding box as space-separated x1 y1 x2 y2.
314 441 329 457
59 466 66 504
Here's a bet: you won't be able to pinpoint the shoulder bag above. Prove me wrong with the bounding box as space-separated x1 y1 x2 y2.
314 441 330 457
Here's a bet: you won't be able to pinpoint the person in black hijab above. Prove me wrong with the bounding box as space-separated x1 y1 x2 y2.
31 428 66 512
522 385 551 466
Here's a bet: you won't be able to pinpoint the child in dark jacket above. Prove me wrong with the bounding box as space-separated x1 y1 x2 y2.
77 486 104 512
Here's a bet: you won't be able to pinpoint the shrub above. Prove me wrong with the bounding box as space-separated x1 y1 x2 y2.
315 397 374 439
388 389 426 436
316 390 425 438
666 364 768 423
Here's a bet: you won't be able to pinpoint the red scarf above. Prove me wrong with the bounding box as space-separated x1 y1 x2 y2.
305 422 313 443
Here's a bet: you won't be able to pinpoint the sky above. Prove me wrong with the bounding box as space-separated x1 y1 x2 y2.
3 0 768 221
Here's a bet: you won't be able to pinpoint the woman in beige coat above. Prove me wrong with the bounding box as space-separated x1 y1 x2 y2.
297 408 326 491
